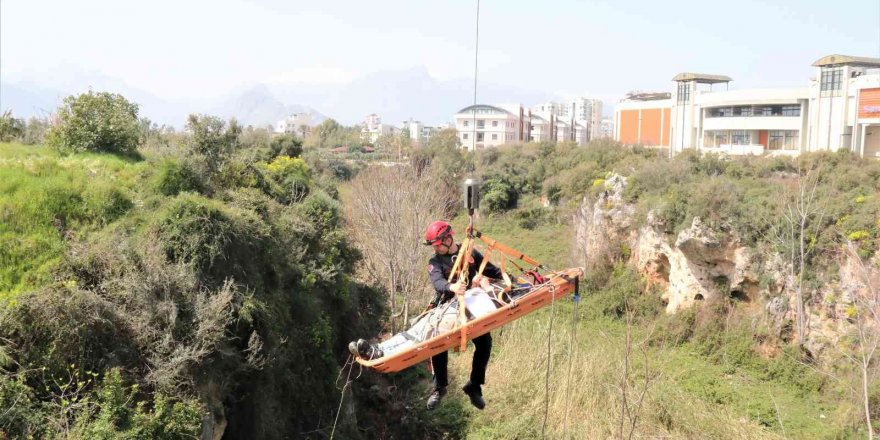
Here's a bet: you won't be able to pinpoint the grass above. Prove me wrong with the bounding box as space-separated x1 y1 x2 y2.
432 214 852 439
0 142 148 297
451 210 574 272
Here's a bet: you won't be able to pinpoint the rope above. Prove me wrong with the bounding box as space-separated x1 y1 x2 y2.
562 278 581 438
329 355 357 440
541 284 557 439
470 0 480 154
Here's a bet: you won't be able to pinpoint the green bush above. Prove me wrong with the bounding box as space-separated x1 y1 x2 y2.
185 114 241 170
269 134 303 158
154 159 205 196
585 264 661 321
481 176 518 212
47 91 141 156
72 369 203 439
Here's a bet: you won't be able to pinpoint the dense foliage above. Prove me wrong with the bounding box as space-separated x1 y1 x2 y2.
46 91 141 156
0 105 384 438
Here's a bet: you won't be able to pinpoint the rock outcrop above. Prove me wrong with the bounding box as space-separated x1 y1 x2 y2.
574 174 867 357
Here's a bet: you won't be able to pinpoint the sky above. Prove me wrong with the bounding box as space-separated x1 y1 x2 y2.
1 0 879 102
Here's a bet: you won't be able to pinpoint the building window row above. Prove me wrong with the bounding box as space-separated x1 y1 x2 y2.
820 67 843 95
768 130 799 150
677 82 691 103
706 105 800 118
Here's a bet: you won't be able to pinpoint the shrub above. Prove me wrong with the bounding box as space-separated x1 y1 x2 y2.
47 91 141 156
185 114 241 170
481 176 517 212
154 159 205 196
0 110 25 142
269 134 303 159
71 369 203 439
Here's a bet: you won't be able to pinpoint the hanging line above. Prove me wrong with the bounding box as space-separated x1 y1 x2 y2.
329 355 360 440
541 284 557 439
562 277 581 438
470 0 480 163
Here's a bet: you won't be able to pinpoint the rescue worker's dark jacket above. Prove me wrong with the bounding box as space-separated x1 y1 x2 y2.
427 244 503 307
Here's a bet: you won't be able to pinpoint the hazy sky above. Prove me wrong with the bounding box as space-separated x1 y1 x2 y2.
2 0 879 100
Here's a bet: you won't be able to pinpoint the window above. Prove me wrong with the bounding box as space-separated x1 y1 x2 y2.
492 134 498 140
677 82 691 103
781 105 800 116
820 67 842 96
476 133 484 142
768 131 799 150
463 120 469 127
706 105 800 118
715 131 729 146
731 130 751 145
492 120 498 127
462 133 468 140
477 120 485 129
703 132 716 147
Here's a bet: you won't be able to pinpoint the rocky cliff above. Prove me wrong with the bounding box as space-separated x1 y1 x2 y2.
575 174 873 358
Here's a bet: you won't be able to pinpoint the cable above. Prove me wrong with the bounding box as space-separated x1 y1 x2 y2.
329 356 355 440
541 284 557 439
471 0 480 154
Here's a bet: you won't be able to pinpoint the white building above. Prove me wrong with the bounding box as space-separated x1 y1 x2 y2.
453 104 530 150
599 118 614 139
401 118 442 146
533 98 603 145
401 119 423 145
274 113 314 136
615 54 880 157
361 114 398 144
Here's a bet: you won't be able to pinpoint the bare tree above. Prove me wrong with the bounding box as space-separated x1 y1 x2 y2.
842 241 880 439
772 165 825 346
346 164 455 332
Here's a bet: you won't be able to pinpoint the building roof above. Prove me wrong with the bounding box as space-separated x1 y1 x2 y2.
455 104 513 115
625 92 672 101
812 54 880 68
672 73 733 83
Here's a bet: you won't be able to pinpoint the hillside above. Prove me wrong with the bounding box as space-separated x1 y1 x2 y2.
3 131 879 439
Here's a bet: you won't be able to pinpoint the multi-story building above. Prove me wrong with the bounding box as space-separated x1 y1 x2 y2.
599 118 614 139
453 104 530 150
361 114 398 144
532 98 602 145
400 118 442 147
274 113 314 137
615 54 880 156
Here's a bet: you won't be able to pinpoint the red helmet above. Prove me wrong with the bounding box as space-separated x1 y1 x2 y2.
424 220 453 246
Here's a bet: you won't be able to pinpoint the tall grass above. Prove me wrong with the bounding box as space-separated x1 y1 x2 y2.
433 213 848 439
0 142 146 297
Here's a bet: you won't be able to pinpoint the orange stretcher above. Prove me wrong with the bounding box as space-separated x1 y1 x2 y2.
354 230 583 373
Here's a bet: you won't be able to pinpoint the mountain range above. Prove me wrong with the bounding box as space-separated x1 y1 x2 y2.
1 66 613 128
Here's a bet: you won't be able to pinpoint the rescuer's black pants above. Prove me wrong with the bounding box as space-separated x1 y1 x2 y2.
431 332 492 388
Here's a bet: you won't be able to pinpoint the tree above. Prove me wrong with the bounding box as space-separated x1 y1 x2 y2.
23 116 50 145
185 114 241 170
842 241 880 439
0 110 25 142
427 128 460 150
346 165 456 331
269 134 303 158
46 91 141 155
774 166 825 346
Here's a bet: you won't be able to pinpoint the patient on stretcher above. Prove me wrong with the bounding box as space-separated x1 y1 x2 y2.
348 274 542 360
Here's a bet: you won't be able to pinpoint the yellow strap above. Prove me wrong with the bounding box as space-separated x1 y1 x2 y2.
476 245 495 280
447 236 472 283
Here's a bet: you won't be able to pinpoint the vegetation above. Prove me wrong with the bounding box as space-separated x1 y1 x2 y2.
0 104 383 438
5 87 880 438
46 91 142 156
